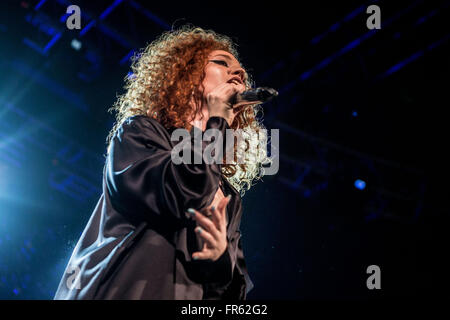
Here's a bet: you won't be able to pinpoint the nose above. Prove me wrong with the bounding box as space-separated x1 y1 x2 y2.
230 67 245 83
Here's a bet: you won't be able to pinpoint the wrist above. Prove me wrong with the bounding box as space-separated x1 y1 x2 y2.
212 244 229 262
213 244 228 262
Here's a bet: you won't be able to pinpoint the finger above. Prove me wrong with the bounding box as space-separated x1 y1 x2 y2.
217 195 231 214
226 82 245 97
192 243 213 261
234 100 258 108
207 205 220 229
220 82 242 96
187 208 221 240
210 204 225 231
233 103 252 115
195 226 216 248
216 195 231 228
236 83 246 93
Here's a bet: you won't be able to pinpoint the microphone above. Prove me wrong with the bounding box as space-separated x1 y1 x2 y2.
229 87 278 105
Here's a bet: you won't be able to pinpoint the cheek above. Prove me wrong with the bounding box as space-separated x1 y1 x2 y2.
202 66 226 93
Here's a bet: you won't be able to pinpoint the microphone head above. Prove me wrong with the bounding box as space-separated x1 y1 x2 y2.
256 87 279 102
240 87 279 103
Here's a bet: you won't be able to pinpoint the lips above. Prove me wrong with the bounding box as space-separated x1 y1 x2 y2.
228 77 243 85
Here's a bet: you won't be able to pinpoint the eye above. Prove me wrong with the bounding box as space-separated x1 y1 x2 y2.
210 60 228 67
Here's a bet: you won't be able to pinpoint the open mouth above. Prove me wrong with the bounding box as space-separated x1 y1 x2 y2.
228 77 242 86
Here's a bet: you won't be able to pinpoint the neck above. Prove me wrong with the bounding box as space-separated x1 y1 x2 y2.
189 99 209 131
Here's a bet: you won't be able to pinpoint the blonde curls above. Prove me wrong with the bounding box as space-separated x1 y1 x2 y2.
107 25 271 196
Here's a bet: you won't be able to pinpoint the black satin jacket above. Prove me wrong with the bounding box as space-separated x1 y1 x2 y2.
53 115 254 300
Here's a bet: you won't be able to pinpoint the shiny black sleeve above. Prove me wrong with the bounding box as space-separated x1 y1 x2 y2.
105 115 229 225
201 228 254 298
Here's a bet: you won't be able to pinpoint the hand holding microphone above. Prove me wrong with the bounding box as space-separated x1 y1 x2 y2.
207 82 278 126
226 87 279 126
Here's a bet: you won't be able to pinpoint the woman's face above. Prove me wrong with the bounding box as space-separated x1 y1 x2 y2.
190 50 246 130
201 49 246 99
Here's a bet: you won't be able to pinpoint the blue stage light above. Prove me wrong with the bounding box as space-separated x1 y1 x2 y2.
71 39 82 51
354 179 366 190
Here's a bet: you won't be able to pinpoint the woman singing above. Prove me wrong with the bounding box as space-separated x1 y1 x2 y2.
54 26 269 300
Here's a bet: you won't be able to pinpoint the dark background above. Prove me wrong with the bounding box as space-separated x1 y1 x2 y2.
0 0 448 299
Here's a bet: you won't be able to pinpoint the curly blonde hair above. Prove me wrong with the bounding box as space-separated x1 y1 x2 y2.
107 25 271 196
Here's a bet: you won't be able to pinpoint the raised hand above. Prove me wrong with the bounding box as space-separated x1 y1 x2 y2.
187 195 231 262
